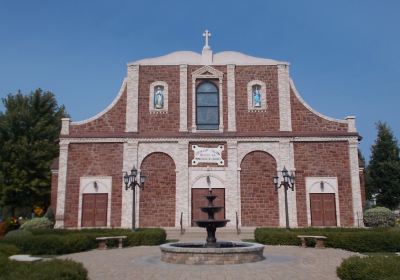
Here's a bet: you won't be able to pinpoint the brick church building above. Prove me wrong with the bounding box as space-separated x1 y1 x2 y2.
51 31 365 229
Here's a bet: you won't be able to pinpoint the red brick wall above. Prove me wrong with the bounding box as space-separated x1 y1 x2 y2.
139 152 176 227
138 66 180 133
50 172 58 211
188 142 227 167
64 143 123 228
69 87 127 135
294 142 353 227
290 88 348 132
235 66 280 132
240 151 279 226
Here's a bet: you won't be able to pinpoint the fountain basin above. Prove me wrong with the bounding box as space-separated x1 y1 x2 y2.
160 241 265 265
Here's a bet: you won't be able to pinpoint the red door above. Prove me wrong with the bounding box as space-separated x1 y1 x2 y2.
82 194 108 227
192 188 225 226
310 193 337 226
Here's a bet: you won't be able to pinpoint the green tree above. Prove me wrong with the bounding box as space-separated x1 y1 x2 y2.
0 89 67 216
366 121 400 209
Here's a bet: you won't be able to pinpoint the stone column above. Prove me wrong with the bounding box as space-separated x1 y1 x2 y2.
227 65 236 132
179 65 188 132
175 141 189 227
278 139 298 227
55 141 69 228
226 140 238 228
121 140 138 228
349 138 363 227
126 65 139 132
277 64 292 131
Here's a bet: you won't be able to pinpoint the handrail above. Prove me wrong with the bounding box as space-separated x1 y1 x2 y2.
180 212 184 235
236 211 241 235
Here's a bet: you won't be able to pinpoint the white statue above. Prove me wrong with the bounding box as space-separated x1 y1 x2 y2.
154 86 164 109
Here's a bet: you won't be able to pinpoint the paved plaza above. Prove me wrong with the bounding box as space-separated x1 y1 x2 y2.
59 245 358 280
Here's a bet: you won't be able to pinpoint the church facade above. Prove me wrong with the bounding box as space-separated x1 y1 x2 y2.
51 34 365 229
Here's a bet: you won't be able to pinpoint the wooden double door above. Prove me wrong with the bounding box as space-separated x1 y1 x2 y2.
191 188 225 226
81 193 108 227
310 193 337 226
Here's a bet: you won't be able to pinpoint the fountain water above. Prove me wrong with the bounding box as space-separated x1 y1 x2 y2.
160 190 265 264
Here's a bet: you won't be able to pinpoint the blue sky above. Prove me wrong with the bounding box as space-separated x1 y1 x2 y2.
0 0 399 161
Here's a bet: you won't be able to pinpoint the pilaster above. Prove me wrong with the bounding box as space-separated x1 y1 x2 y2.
227 65 236 132
54 141 69 228
278 64 292 131
226 140 238 227
278 139 297 227
179 65 188 132
126 65 139 132
176 140 189 227
121 140 139 228
349 138 363 226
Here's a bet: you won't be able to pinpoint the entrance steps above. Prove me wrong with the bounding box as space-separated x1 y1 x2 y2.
165 227 256 242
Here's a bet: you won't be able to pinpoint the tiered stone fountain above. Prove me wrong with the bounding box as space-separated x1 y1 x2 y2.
160 190 265 265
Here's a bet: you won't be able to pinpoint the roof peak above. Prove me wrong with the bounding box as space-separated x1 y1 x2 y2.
128 50 289 66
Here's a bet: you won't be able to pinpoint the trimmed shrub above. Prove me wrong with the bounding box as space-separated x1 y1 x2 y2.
364 207 396 228
255 227 400 252
0 243 19 257
20 217 53 231
4 229 33 239
337 256 400 280
0 257 88 280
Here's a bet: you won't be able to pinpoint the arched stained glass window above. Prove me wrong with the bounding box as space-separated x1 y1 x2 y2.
196 82 219 130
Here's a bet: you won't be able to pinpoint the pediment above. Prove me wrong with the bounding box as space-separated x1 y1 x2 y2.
191 65 224 79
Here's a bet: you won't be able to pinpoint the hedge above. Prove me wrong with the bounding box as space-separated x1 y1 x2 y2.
255 228 400 252
337 256 400 280
0 257 88 280
0 228 166 255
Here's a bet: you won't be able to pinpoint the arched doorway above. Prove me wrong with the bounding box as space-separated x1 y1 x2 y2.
240 151 279 226
139 152 176 227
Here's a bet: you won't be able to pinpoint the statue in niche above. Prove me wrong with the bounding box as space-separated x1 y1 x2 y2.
154 86 164 109
252 85 261 107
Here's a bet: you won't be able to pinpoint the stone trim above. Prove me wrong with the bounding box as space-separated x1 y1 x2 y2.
290 78 348 124
54 142 69 228
58 135 359 144
128 50 289 66
149 81 168 114
348 139 363 226
61 118 70 135
227 65 236 131
191 66 224 132
278 65 292 131
71 79 127 125
126 65 139 132
121 140 139 228
305 177 341 227
78 177 112 228
179 65 188 132
247 80 267 112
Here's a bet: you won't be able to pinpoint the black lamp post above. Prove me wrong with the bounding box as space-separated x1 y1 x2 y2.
123 166 146 231
273 167 295 229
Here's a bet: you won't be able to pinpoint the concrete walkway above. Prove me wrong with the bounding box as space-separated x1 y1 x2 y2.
59 245 358 280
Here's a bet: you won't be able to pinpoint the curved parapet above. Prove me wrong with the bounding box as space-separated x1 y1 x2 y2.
290 79 354 133
63 79 127 136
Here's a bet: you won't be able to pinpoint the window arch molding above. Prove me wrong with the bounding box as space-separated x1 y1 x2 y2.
149 81 168 113
247 80 267 111
191 66 224 132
